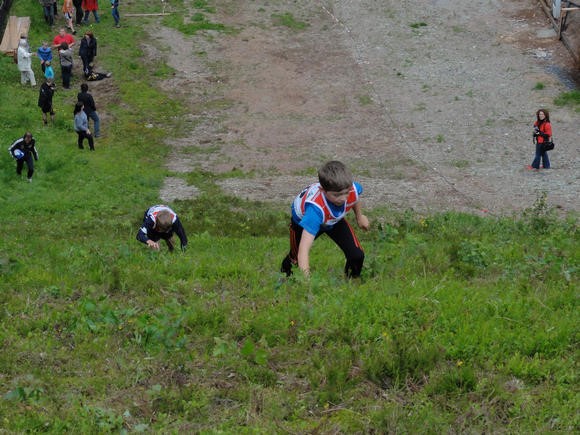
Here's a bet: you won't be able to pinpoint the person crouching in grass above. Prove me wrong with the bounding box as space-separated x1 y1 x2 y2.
136 205 188 252
281 160 370 278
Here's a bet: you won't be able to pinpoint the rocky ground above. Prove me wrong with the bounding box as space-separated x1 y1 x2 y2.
145 0 578 217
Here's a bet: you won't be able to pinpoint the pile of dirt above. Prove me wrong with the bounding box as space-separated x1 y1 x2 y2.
147 0 578 216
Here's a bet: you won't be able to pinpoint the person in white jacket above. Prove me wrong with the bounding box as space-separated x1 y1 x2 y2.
17 35 36 86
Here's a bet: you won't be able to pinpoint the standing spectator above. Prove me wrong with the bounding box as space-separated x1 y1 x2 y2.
8 132 39 182
17 35 36 87
78 31 97 77
136 205 188 252
41 0 55 26
111 0 120 27
58 42 73 89
44 61 55 80
62 0 77 35
77 83 100 137
528 109 553 170
73 0 84 25
37 41 53 73
52 27 75 50
38 79 56 125
82 0 100 24
73 102 94 150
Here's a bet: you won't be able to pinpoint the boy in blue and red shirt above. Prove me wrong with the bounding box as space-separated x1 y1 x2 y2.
281 161 370 278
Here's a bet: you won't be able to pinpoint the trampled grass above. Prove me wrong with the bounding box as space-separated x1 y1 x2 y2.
0 1 578 433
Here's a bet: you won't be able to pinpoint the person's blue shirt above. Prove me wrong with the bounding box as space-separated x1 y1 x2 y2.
37 45 52 63
292 182 363 236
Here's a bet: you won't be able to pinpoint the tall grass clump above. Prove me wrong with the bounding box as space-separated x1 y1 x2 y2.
0 0 578 433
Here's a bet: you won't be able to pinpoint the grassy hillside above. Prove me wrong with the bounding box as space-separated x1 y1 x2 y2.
0 1 578 432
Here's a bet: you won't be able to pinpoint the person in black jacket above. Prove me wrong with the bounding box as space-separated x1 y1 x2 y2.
136 205 188 252
77 83 100 137
38 78 56 125
8 132 39 182
78 30 97 77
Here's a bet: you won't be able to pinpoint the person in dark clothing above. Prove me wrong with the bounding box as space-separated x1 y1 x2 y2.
73 102 94 150
38 78 56 125
58 42 73 89
41 0 55 26
77 83 101 137
136 205 188 252
78 31 97 77
73 0 84 25
8 132 39 182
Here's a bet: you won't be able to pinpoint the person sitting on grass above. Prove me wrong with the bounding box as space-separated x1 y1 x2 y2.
280 160 370 278
136 205 188 252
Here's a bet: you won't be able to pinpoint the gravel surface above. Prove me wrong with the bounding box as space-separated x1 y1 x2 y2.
149 0 579 216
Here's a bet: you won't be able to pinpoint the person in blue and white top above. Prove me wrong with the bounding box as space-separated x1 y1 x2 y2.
281 161 370 278
137 205 188 252
9 132 39 182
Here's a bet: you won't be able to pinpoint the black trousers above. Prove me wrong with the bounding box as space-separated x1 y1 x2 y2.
77 130 94 150
16 154 35 179
73 0 83 24
282 218 365 277
61 65 72 89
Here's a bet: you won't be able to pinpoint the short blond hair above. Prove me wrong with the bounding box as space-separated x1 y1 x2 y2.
155 210 173 232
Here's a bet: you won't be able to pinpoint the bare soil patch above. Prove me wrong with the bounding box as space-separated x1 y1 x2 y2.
146 0 578 216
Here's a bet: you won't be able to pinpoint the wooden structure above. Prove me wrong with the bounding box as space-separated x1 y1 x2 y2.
539 0 580 64
0 15 29 57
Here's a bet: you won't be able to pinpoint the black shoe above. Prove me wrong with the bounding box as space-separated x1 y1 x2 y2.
281 256 293 276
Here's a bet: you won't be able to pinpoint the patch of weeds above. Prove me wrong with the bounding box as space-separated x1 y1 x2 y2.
363 333 442 388
414 102 427 111
426 364 477 395
162 12 233 36
436 134 445 143
451 160 470 169
358 95 373 106
153 61 175 78
449 240 489 278
193 0 216 13
521 191 555 234
554 89 580 111
466 90 474 98
533 82 545 90
80 405 124 431
272 12 309 30
410 22 428 29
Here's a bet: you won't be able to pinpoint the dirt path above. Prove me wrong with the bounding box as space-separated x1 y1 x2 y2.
149 0 578 216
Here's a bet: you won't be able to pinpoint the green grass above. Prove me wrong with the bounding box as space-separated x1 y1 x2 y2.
554 89 580 111
271 12 309 30
0 1 578 433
